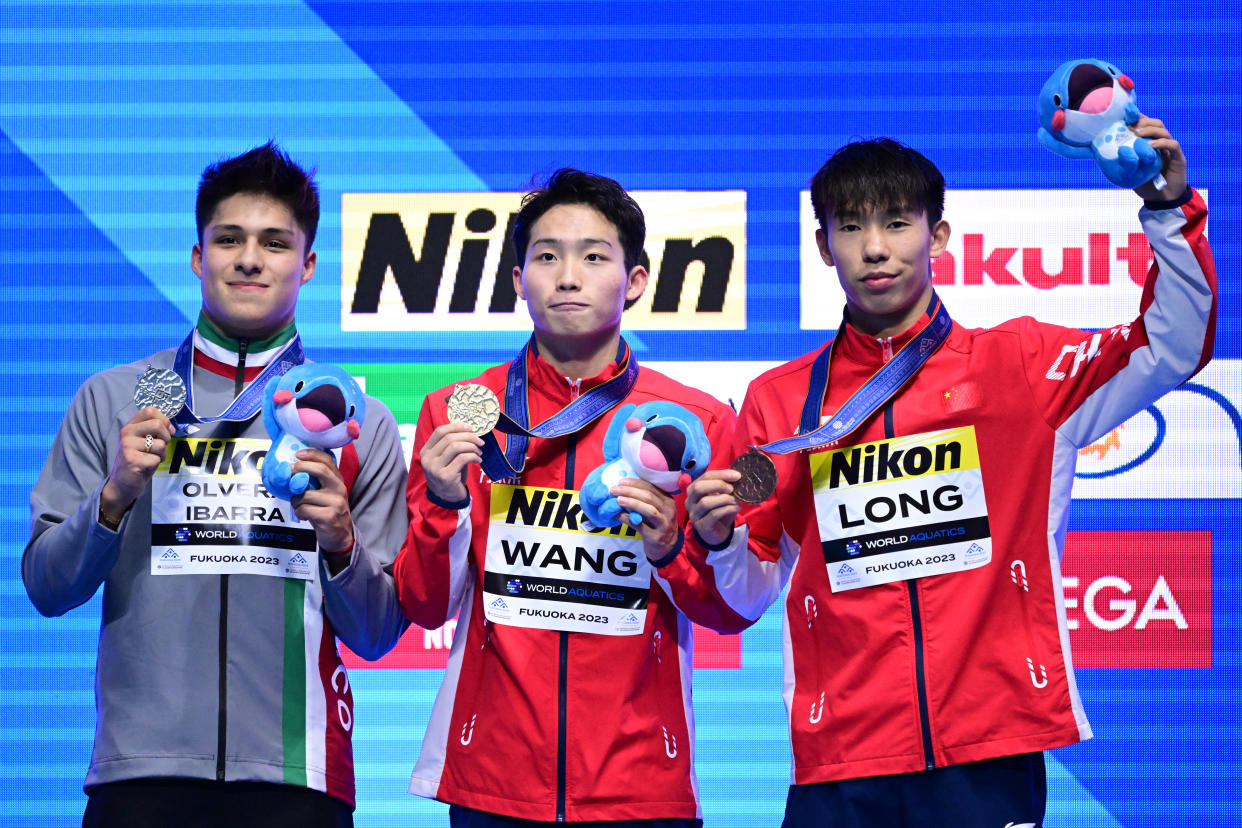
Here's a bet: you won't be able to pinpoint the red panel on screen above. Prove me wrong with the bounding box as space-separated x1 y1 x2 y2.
342 619 741 670
1062 530 1212 668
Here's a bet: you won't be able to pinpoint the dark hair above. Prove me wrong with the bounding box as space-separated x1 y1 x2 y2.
195 141 319 250
511 168 646 272
809 138 945 232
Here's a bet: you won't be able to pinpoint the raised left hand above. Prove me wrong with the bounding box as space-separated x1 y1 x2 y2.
1131 115 1187 203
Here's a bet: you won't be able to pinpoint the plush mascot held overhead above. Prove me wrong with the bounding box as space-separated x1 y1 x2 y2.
1037 58 1166 191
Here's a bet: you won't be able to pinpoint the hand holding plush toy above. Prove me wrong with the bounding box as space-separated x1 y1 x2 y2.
1037 58 1166 191
578 401 711 530
260 363 366 502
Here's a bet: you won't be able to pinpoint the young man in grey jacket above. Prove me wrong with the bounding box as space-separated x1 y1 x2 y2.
24 143 408 827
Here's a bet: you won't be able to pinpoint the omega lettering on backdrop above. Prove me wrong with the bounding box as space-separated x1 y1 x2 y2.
1059 530 1211 668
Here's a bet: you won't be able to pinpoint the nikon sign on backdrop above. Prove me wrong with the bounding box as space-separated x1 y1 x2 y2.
342 191 747 331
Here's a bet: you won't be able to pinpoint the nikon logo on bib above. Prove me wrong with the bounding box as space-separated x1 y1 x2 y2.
810 426 992 592
150 437 318 580
483 484 651 635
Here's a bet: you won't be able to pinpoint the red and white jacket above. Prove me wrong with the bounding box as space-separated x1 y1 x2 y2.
683 191 1216 784
394 349 736 822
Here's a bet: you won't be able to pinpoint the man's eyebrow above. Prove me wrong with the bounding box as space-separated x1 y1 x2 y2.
209 224 295 236
834 205 914 221
530 237 616 248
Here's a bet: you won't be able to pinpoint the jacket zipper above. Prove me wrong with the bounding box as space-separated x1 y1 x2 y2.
556 377 581 822
885 396 935 770
216 337 248 781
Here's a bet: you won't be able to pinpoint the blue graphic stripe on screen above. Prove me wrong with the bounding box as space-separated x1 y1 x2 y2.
312 1 1241 361
0 0 485 353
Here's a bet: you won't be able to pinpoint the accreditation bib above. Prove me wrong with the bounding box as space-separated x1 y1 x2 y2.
810 426 992 592
483 484 651 635
150 437 318 579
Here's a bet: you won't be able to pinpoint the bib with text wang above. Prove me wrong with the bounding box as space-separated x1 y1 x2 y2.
151 437 318 579
810 426 992 592
483 484 651 635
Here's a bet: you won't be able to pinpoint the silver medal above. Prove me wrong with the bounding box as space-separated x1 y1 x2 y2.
134 365 187 418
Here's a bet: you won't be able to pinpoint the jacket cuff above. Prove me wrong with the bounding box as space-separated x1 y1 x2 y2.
426 488 471 512
1144 186 1194 212
649 527 685 569
692 524 735 552
321 538 355 577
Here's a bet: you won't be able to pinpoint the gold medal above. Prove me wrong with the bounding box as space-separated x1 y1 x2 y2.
446 383 501 436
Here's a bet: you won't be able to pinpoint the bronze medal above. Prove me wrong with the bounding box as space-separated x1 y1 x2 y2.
730 448 777 504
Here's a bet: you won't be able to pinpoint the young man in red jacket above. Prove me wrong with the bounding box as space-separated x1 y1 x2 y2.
394 169 736 826
683 118 1217 826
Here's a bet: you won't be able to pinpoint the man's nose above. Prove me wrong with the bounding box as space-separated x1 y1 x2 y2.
556 262 582 289
235 239 263 274
862 228 889 261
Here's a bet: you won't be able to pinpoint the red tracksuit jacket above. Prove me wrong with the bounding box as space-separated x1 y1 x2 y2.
395 349 736 821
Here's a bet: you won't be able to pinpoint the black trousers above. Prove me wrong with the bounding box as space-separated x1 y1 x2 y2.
782 752 1046 828
83 777 353 828
449 804 703 828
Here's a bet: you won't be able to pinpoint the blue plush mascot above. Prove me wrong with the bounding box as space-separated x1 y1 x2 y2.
578 401 711 530
260 363 366 502
1037 58 1165 191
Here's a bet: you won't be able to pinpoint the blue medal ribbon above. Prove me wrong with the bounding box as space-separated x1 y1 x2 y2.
479 337 639 481
760 296 952 455
170 330 306 431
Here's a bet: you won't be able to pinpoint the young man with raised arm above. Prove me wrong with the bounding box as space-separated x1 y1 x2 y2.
683 119 1216 826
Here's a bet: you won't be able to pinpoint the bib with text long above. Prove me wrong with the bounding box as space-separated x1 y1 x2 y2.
810 426 992 592
483 484 650 635
151 437 318 579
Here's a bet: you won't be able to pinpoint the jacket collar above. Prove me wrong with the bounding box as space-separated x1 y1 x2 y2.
835 307 936 367
525 345 624 404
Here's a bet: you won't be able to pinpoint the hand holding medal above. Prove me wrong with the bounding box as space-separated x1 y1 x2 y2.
446 383 501 436
133 365 187 420
420 383 501 505
683 448 778 549
99 367 185 527
127 365 184 467
729 449 778 505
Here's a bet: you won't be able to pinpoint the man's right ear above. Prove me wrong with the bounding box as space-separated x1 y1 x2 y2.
191 243 203 278
815 229 835 268
512 266 525 301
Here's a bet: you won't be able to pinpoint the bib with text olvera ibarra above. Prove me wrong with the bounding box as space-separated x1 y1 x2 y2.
150 437 318 579
483 484 651 635
810 426 992 592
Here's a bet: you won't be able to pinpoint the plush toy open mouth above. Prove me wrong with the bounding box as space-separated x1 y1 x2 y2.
1067 63 1113 113
296 384 347 433
639 424 687 473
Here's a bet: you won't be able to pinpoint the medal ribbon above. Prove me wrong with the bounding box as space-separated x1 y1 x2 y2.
479 337 639 481
170 330 306 430
759 295 952 455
